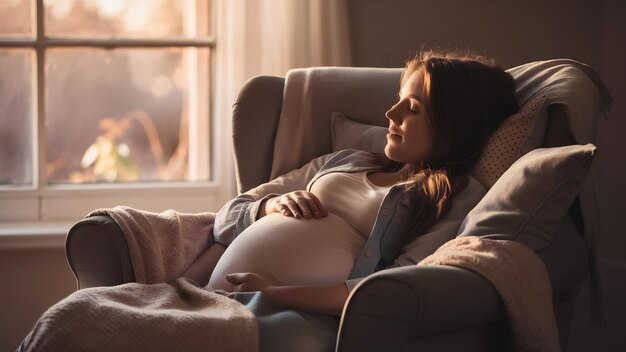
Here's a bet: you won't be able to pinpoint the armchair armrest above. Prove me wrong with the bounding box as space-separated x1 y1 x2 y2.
65 215 134 289
337 265 510 351
233 75 285 194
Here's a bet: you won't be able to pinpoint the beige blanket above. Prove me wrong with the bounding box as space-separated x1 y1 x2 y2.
24 278 258 352
418 236 560 352
87 206 216 284
21 207 259 351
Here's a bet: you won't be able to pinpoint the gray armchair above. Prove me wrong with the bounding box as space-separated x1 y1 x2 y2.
66 66 592 351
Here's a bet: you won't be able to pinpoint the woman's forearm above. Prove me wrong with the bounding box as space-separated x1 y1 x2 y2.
265 283 349 316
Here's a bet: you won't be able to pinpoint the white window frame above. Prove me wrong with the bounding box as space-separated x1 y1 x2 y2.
0 0 235 226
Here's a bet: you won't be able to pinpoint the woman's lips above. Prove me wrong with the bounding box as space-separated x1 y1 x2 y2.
387 132 402 141
387 128 402 141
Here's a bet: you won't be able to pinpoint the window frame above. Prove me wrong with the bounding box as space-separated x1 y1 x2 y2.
0 0 234 224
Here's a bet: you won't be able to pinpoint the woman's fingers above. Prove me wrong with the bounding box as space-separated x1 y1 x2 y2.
284 198 302 218
225 272 254 291
225 273 273 293
294 192 327 219
271 196 296 217
307 193 328 218
225 273 247 284
273 191 328 219
293 195 313 219
271 198 290 217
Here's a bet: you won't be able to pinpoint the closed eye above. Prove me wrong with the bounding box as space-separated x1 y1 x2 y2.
398 92 421 114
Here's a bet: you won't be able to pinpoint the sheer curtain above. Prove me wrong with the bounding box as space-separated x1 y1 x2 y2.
214 0 352 196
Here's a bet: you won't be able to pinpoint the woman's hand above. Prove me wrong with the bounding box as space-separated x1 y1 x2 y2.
221 272 349 316
225 272 276 293
265 191 328 219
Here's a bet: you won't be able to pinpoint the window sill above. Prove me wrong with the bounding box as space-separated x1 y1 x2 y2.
0 181 234 223
0 222 71 249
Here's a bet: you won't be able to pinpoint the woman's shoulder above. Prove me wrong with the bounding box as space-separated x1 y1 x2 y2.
328 148 389 164
329 148 376 158
321 149 388 170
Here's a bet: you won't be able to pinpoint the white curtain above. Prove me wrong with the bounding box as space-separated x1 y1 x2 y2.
214 0 352 196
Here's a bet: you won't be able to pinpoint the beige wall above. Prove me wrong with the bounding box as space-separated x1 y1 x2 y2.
348 0 604 69
0 247 75 350
347 0 626 350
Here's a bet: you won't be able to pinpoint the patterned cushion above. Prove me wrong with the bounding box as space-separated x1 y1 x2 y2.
470 95 547 188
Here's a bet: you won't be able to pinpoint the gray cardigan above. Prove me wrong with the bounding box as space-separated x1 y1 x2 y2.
213 149 486 291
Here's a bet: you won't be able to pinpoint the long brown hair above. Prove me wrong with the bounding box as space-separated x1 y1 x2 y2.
383 50 519 237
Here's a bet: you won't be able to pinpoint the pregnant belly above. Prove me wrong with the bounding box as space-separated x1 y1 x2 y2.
207 212 366 291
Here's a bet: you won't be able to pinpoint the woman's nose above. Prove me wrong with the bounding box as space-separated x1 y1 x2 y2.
386 103 400 123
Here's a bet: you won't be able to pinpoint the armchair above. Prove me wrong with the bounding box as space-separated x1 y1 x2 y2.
66 64 598 351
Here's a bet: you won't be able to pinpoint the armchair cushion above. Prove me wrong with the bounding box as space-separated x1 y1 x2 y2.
457 144 596 251
470 95 547 188
331 111 387 154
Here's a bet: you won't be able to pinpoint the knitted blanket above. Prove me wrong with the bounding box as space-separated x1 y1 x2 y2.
419 236 560 352
23 278 258 352
87 206 216 284
22 207 259 351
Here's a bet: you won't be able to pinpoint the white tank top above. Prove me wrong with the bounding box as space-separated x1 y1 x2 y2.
309 171 391 238
207 171 391 290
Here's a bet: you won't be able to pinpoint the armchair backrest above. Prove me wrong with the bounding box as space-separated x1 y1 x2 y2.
234 60 606 196
233 67 402 194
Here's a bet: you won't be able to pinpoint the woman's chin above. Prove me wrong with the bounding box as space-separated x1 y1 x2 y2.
384 145 399 161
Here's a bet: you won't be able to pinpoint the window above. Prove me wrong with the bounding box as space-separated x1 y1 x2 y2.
0 0 230 223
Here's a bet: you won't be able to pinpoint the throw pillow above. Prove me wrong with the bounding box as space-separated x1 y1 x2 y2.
471 95 548 188
331 112 387 153
457 144 596 251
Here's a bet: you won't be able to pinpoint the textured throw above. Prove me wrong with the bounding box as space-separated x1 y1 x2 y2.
418 236 560 352
87 206 216 284
24 278 258 352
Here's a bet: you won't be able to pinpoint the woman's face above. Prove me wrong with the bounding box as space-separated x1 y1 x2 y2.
384 68 434 167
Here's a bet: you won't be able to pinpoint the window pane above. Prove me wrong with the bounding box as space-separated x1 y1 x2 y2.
44 0 211 39
0 49 34 186
0 0 34 38
46 48 210 184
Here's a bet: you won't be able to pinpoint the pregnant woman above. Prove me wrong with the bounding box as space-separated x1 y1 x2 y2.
179 50 520 351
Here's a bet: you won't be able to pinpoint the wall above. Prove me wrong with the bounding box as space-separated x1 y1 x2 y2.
347 0 625 350
0 246 75 350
